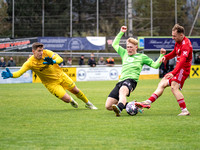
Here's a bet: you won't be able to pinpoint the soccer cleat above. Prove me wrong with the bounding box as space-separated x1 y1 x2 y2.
178 110 190 116
70 100 78 108
138 108 144 113
85 104 98 110
135 101 151 109
112 104 121 117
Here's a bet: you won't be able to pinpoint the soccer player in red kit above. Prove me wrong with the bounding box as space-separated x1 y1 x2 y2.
135 24 193 116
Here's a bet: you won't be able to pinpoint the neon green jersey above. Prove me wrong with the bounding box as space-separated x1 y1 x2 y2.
112 31 164 82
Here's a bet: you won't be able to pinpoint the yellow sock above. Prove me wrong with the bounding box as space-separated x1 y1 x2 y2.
75 90 89 103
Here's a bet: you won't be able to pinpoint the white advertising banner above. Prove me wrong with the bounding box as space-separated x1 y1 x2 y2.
140 65 159 75
0 68 32 84
76 65 159 81
76 67 122 81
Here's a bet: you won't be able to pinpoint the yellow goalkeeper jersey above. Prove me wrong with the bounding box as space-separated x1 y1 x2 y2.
12 49 63 83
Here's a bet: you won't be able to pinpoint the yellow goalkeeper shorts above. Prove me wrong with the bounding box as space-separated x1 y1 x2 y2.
44 73 75 99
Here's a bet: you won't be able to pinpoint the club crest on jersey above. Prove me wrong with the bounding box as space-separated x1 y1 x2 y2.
126 57 134 62
183 51 187 56
177 49 180 53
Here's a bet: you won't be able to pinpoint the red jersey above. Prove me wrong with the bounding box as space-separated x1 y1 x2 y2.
164 36 193 76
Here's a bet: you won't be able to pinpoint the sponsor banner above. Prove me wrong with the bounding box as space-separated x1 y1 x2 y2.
140 65 159 75
62 67 76 81
190 65 200 78
38 37 105 51
0 37 37 51
144 38 175 50
139 65 159 79
32 67 77 83
77 67 122 81
144 37 200 50
138 37 144 49
0 68 32 84
76 65 159 81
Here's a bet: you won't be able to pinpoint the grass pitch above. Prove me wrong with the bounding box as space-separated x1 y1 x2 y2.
0 78 200 150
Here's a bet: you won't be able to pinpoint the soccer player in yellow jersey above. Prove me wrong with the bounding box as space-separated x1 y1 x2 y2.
1 42 97 110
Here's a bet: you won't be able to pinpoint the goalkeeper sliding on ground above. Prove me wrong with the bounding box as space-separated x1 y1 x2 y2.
1 42 97 110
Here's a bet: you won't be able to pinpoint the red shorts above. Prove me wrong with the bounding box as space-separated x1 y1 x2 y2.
168 69 189 90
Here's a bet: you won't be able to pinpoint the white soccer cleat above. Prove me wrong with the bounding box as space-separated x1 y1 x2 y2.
70 99 78 108
85 104 98 110
178 110 190 116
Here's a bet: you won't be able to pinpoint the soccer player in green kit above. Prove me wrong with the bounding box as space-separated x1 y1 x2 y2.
105 26 166 117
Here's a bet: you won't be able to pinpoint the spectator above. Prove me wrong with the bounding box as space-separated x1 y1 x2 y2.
159 60 169 78
98 57 106 65
194 55 200 64
106 57 115 67
7 57 16 67
88 53 96 67
168 57 176 71
79 55 85 66
67 57 72 66
0 57 6 67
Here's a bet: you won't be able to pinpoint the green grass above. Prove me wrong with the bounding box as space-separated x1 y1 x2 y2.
0 78 200 150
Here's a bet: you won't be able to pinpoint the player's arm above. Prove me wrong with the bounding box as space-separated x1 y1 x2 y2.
144 48 166 69
163 47 176 61
112 26 127 55
43 50 63 65
1 62 30 79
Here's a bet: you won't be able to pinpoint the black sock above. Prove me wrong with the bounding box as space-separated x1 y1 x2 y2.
124 102 129 108
118 103 125 111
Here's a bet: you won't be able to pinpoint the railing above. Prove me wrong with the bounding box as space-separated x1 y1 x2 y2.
0 52 120 58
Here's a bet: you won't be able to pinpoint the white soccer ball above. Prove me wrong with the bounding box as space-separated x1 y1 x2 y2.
126 101 138 116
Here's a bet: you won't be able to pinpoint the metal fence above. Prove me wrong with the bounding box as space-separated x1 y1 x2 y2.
1 0 200 38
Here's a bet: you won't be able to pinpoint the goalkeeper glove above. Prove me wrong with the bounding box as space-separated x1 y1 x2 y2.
43 57 56 65
1 68 13 79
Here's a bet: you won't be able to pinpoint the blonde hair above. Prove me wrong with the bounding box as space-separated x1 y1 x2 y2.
127 37 138 45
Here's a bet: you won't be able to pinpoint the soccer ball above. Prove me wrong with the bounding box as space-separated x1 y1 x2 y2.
126 101 138 116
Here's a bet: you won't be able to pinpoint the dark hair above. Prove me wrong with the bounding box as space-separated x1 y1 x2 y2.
32 42 44 50
172 24 185 34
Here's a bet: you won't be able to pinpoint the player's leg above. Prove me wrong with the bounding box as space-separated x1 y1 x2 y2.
110 79 136 117
171 81 190 116
61 93 78 108
45 83 78 108
105 97 118 110
111 85 130 116
69 86 98 109
135 77 169 108
61 72 97 109
106 82 122 116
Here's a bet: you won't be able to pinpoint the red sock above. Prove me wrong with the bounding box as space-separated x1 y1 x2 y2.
177 98 186 110
148 93 158 103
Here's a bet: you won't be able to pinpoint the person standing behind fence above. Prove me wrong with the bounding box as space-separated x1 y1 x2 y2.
168 57 176 72
7 57 16 67
98 57 106 65
79 55 85 66
106 57 115 67
0 57 6 67
88 53 96 67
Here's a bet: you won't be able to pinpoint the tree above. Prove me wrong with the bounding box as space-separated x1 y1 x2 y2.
0 0 11 37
